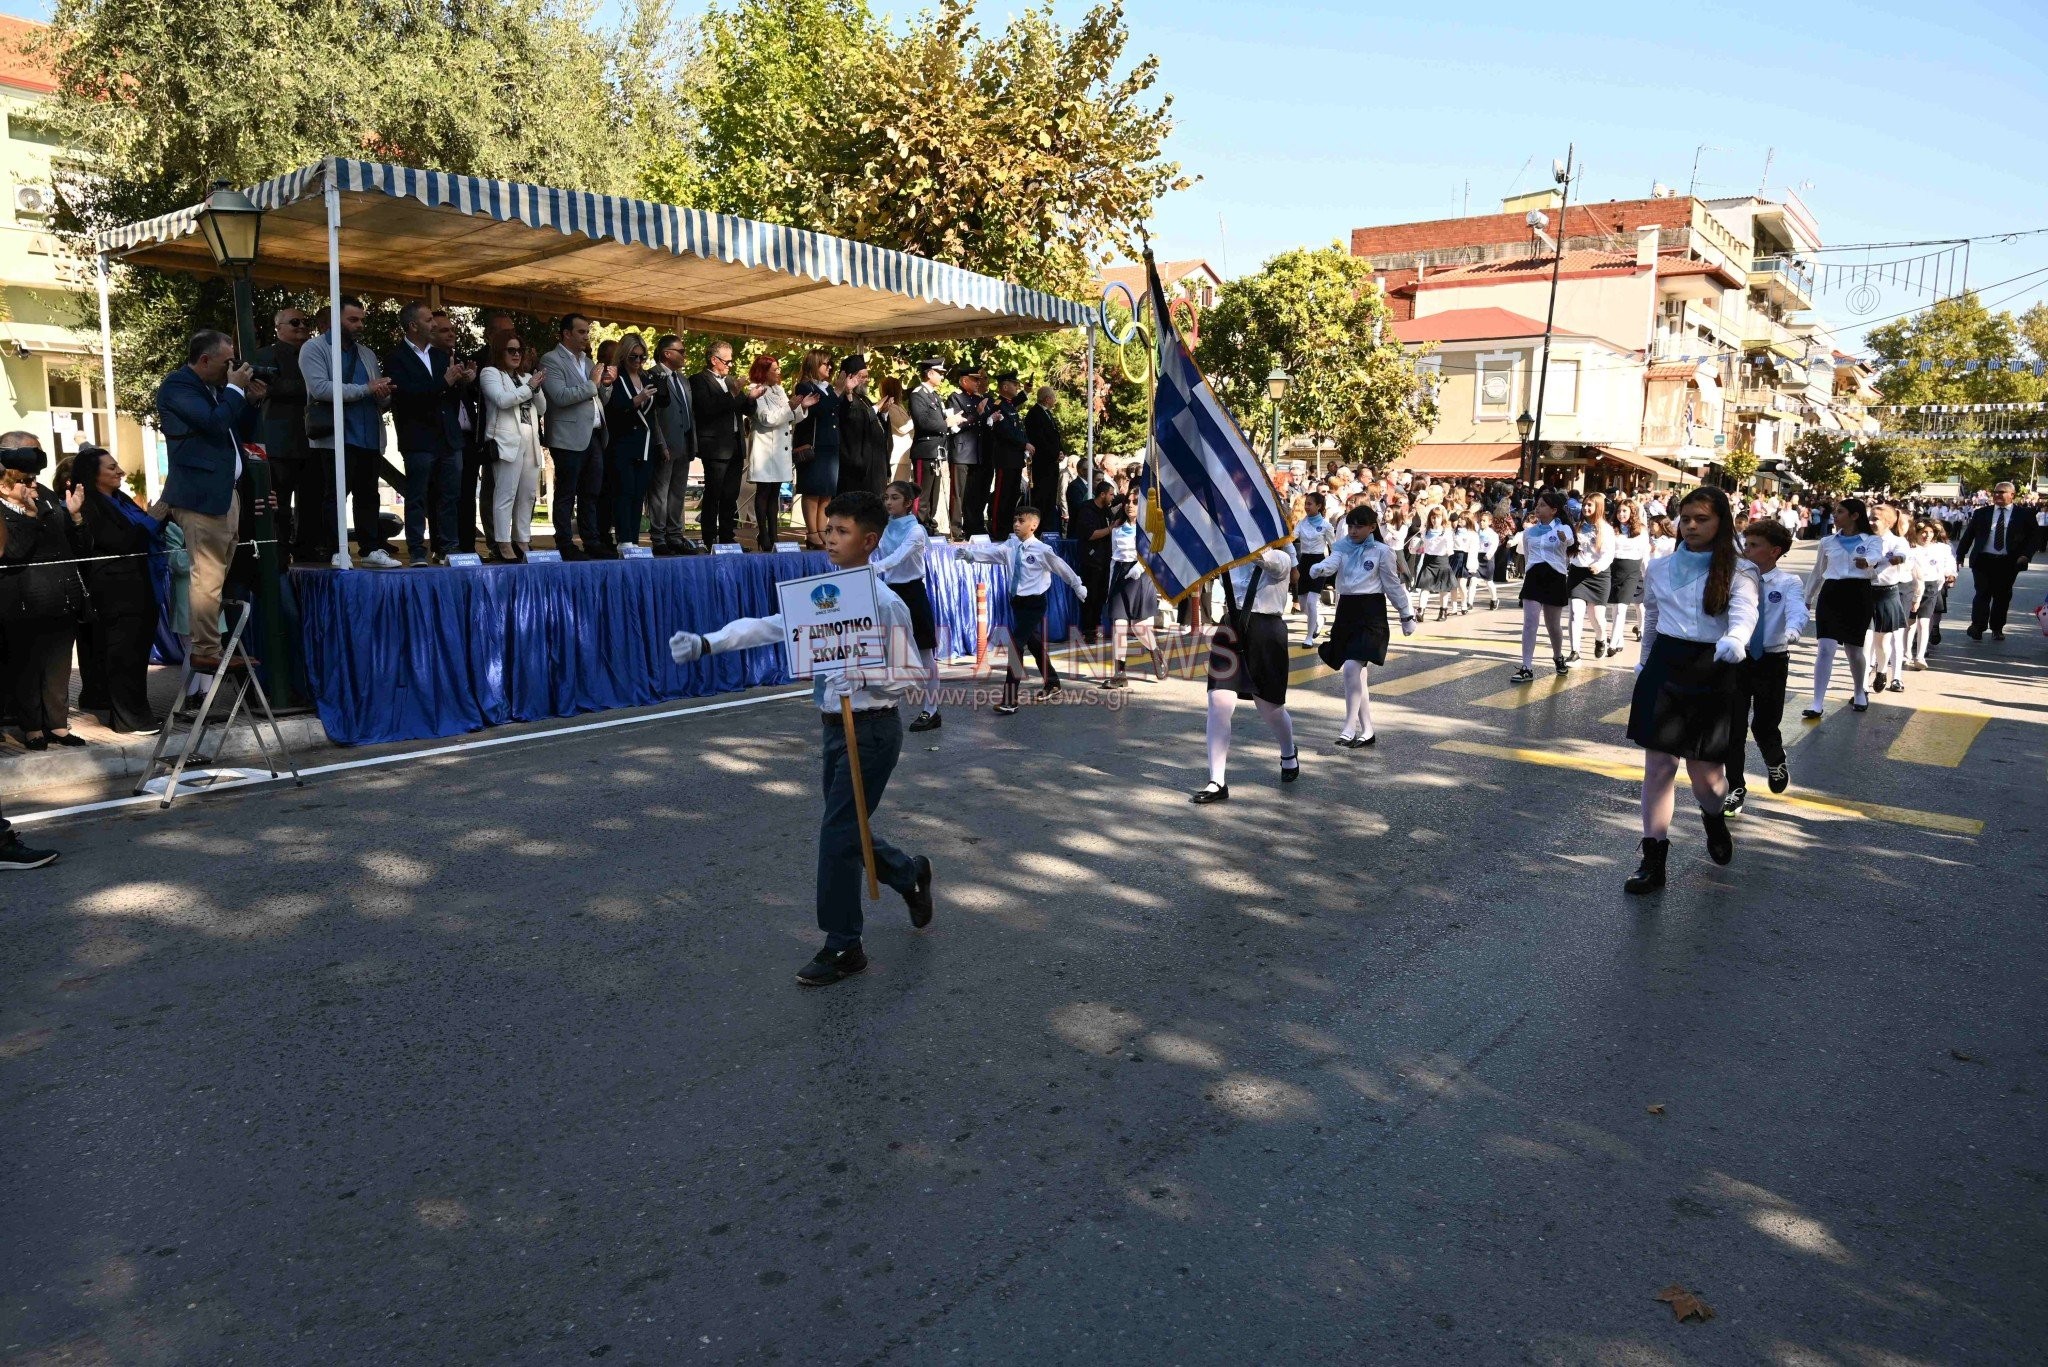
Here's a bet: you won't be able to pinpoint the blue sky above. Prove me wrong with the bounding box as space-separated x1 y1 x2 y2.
7 0 2043 352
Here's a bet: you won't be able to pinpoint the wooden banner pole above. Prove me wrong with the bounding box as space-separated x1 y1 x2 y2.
839 695 881 900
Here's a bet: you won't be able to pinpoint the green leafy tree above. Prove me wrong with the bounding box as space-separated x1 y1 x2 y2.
1195 243 1433 471
1782 429 1858 495
41 0 688 410
1866 293 2047 487
1722 445 1758 490
1852 436 1928 496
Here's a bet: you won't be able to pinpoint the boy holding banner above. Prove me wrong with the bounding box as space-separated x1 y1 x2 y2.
669 490 936 986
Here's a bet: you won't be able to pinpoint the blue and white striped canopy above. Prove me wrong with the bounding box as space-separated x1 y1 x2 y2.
96 158 1090 344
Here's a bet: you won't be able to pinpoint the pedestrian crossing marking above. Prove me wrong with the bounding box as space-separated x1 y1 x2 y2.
1373 657 1499 697
1471 668 1608 709
1433 740 1983 836
1600 702 1632 725
1885 708 1989 768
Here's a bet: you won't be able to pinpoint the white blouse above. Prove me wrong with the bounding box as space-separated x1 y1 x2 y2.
1293 514 1334 556
1227 547 1296 614
1649 535 1676 560
1421 527 1454 555
1452 528 1481 556
1515 519 1576 574
1641 552 1760 648
1308 536 1414 619
1612 529 1650 561
1477 527 1500 556
1807 533 1884 598
1871 532 1915 587
1570 522 1616 572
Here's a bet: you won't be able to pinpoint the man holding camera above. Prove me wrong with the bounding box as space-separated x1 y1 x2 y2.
1070 480 1117 645
156 331 266 669
386 301 472 566
251 307 319 561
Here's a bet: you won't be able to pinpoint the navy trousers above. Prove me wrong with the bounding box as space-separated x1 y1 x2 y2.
548 437 606 551
817 707 919 948
402 443 461 557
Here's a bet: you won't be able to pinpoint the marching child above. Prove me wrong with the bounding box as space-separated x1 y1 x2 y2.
667 490 934 986
1474 516 1503 610
1308 505 1415 747
1622 486 1758 894
1292 491 1335 645
1723 517 1808 817
874 481 944 732
1803 498 1882 717
1191 543 1300 803
1905 519 1957 669
958 505 1087 715
1413 505 1457 621
1866 504 1915 694
1508 490 1576 682
1100 492 1165 688
1451 513 1482 615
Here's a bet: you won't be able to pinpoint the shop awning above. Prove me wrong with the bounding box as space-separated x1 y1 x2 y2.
1593 447 1688 483
1397 443 1521 476
94 158 1090 344
1809 404 1843 431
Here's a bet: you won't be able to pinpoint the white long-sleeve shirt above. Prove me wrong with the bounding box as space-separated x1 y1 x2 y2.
1452 527 1481 559
1513 519 1576 574
1226 546 1296 614
1640 550 1759 650
1477 526 1500 559
871 514 929 585
1805 532 1884 603
705 578 920 712
1611 529 1650 562
1569 521 1616 572
1907 543 1956 605
1748 566 1810 654
1109 522 1140 564
1871 531 1914 587
1308 535 1412 619
1420 526 1454 555
959 533 1085 598
1293 514 1334 556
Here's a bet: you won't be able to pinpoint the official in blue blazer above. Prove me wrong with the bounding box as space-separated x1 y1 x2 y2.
384 300 471 565
156 329 263 668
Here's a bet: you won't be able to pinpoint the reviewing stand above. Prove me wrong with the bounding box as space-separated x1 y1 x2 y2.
136 600 304 808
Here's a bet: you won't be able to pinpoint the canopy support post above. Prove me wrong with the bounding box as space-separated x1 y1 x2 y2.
94 252 121 473
325 161 351 570
1083 326 1096 488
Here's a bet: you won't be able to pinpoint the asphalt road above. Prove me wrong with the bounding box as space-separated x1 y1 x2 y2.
3 558 2045 1365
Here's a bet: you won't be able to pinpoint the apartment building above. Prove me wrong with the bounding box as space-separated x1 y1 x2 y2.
1354 185 1864 490
0 17 143 469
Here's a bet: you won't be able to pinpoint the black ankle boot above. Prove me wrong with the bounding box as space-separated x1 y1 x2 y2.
1701 809 1734 865
1624 837 1669 894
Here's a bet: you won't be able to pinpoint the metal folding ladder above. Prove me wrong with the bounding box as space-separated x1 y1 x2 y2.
135 600 303 808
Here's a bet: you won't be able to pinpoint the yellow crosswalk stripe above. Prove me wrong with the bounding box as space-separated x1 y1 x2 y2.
1471 667 1610 709
1600 702 1632 725
1432 740 1982 835
1373 657 1499 697
1885 708 1989 768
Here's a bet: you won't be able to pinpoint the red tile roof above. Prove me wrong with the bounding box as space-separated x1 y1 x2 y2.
0 16 58 96
1096 259 1223 296
1391 308 1551 344
1352 196 1695 260
1409 250 1650 288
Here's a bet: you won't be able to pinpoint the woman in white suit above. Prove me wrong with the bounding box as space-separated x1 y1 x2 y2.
745 354 795 552
480 335 549 561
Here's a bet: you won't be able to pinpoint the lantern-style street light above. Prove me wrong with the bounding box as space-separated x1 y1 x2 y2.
1266 360 1291 467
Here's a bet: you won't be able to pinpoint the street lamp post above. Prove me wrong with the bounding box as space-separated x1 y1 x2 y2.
1529 145 1574 492
1266 360 1291 469
195 178 295 707
1516 409 1536 488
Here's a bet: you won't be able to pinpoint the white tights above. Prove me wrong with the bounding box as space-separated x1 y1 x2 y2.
1906 617 1932 664
1606 604 1639 649
1298 594 1322 641
1811 637 1868 710
916 646 942 715
1569 600 1610 656
1341 660 1374 739
1520 601 1565 669
1867 627 1906 679
1206 690 1296 784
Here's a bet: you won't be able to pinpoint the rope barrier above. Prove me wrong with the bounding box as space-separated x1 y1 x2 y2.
0 538 279 570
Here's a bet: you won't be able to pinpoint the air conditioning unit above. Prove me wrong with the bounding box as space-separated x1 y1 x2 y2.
14 184 52 217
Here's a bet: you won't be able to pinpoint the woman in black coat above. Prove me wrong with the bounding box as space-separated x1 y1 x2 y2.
69 446 161 734
0 467 87 749
600 333 667 552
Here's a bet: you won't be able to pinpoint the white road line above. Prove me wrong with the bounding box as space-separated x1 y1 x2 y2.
8 689 811 828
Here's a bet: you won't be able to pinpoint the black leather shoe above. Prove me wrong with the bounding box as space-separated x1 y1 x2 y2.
1624 837 1669 894
559 544 587 562
1190 781 1229 804
1280 751 1300 783
904 856 934 928
907 711 942 733
1701 809 1734 865
796 943 868 986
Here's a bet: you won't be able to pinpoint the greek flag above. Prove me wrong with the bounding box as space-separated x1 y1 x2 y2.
1136 254 1291 603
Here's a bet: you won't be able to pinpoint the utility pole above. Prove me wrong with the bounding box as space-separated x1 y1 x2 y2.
1526 145 1574 488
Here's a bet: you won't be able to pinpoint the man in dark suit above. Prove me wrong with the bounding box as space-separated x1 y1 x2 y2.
1069 480 1116 644
948 368 993 535
1953 481 2041 639
646 333 698 554
689 339 748 545
986 371 1031 539
1024 385 1067 537
906 358 951 528
156 330 265 668
250 306 317 561
384 300 470 565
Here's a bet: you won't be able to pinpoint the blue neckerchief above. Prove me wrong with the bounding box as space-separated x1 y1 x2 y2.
877 514 917 562
1669 545 1713 586
1331 534 1373 567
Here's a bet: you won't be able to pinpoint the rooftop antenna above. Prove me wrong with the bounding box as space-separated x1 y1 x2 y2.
1688 144 1722 198
1216 213 1229 278
1757 147 1775 196
1463 180 1470 217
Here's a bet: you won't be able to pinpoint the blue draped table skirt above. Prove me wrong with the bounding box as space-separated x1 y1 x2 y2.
290 539 1087 745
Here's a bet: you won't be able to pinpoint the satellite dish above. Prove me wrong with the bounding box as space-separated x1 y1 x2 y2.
1552 157 1569 185
1525 210 1548 230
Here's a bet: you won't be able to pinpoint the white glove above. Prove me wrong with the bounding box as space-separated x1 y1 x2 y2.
1074 587 1087 602
1400 616 1415 637
839 665 870 691
669 630 705 664
1712 637 1743 664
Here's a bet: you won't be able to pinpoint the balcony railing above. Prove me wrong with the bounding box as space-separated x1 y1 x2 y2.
1751 255 1816 300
